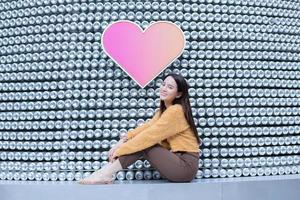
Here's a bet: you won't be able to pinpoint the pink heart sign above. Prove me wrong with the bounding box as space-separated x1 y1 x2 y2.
101 20 185 88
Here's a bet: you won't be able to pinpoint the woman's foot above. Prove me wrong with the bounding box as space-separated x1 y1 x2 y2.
79 170 114 185
78 159 123 185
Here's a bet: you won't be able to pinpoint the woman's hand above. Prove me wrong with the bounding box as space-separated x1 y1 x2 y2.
108 135 128 162
108 146 118 162
120 134 128 142
110 150 118 162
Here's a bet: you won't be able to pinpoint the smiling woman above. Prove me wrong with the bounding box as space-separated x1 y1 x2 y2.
158 73 201 146
79 73 201 185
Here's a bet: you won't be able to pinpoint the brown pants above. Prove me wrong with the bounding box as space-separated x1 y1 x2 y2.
118 144 199 182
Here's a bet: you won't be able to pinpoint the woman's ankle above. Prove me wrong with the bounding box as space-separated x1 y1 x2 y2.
103 161 122 176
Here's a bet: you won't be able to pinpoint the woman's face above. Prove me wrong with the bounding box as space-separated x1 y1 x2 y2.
159 76 182 104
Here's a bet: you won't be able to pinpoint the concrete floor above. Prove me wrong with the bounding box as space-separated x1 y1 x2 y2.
0 175 300 200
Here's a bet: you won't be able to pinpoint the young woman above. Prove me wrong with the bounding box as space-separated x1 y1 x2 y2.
79 73 201 184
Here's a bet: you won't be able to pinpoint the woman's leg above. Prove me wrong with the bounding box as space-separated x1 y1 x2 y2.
118 144 199 182
142 144 199 182
79 144 198 184
118 150 144 169
78 159 123 184
79 150 144 184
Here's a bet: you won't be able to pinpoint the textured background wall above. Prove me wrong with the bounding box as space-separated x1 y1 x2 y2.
0 0 300 181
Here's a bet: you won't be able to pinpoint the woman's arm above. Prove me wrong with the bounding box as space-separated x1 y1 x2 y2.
108 135 128 162
126 110 160 140
114 135 128 148
114 105 190 157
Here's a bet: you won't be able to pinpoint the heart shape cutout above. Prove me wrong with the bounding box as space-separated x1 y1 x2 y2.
101 20 185 88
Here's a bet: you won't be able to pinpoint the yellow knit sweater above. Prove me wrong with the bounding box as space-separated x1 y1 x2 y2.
115 104 200 157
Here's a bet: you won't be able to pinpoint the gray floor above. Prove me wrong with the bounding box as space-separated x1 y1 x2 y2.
0 175 300 200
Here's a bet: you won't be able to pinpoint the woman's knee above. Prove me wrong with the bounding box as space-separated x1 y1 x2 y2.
143 144 161 155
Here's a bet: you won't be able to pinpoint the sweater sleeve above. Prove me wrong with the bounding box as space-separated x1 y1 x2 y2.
115 105 190 157
126 110 160 140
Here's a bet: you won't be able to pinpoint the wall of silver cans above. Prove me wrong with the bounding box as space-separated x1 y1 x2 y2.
0 0 300 181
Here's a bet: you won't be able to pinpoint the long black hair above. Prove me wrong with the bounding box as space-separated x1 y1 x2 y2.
159 73 201 145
